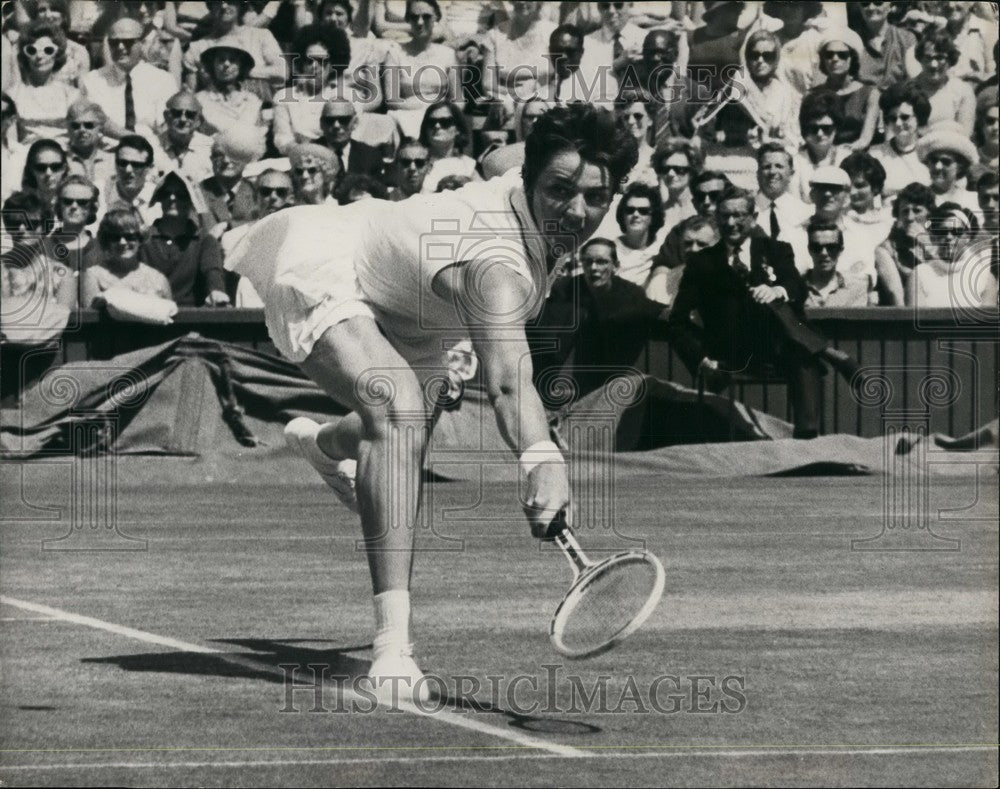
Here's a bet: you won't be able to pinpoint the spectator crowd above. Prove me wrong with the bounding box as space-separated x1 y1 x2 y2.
1 0 997 339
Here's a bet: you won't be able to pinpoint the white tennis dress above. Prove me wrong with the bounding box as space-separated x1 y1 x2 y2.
227 176 553 365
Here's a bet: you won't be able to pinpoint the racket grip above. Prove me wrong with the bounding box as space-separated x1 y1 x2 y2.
534 508 570 541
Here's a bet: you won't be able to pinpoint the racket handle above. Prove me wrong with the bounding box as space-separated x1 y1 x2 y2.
535 508 570 541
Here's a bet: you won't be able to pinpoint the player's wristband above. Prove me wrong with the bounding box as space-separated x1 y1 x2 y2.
519 440 565 476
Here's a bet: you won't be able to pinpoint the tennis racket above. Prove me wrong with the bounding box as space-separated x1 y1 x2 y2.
547 510 666 659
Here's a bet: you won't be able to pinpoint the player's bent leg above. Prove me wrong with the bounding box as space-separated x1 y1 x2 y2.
298 317 433 703
284 416 360 512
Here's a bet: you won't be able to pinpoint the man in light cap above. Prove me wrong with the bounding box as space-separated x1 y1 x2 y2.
288 143 339 206
155 92 214 184
200 126 265 231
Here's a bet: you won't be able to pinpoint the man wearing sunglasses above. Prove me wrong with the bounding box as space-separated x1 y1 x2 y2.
104 134 159 226
388 140 430 201
582 2 645 90
154 92 213 185
803 220 875 307
63 100 115 188
314 99 386 182
80 18 176 139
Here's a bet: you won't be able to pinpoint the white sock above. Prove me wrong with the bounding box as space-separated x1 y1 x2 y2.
372 589 411 659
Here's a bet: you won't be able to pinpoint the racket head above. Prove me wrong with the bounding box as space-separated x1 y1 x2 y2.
549 549 665 659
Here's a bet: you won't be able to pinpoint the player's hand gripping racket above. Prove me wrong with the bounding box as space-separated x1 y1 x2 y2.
545 510 665 659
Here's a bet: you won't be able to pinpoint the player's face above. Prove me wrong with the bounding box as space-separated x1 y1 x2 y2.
529 150 614 256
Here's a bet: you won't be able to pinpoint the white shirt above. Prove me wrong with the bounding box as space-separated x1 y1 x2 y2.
81 62 178 132
754 191 812 244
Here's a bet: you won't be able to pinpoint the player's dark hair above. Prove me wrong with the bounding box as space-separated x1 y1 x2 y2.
522 103 637 194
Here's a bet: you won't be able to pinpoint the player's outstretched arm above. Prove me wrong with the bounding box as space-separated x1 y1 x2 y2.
459 263 571 536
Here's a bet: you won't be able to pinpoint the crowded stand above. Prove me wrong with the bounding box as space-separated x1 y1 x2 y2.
1 0 998 409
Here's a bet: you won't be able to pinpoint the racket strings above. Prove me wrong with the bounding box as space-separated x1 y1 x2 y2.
558 558 659 654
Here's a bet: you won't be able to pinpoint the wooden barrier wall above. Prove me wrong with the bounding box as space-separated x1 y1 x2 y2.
3 307 997 438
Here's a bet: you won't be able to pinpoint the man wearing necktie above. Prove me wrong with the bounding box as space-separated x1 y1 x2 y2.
668 186 862 439
754 143 811 243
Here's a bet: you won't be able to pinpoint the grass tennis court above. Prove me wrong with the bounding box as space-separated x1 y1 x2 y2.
1 461 997 787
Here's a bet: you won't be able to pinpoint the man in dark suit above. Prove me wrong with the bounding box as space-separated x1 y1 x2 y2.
531 238 667 404
315 99 387 184
668 186 858 438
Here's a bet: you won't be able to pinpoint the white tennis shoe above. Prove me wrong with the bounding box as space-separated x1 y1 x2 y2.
284 417 358 513
364 645 431 705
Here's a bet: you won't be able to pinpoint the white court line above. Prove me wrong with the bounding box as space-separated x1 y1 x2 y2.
0 745 995 771
0 596 587 759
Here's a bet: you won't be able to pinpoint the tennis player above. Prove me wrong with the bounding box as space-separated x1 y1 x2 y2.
227 104 637 702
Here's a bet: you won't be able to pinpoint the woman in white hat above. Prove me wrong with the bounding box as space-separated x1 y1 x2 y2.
805 28 880 150
916 121 981 215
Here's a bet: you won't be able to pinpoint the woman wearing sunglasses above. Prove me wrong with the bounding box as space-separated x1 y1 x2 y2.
915 121 981 215
805 29 880 151
789 91 850 203
907 202 990 308
7 19 79 141
20 138 68 213
616 98 656 186
383 0 461 140
612 181 666 292
417 100 474 193
80 207 176 325
738 29 802 150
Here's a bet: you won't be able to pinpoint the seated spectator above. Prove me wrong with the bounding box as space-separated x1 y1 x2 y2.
941 1 994 86
907 29 976 134
652 138 701 233
1 189 75 308
848 0 916 91
419 100 475 193
7 19 80 141
535 24 616 106
194 43 265 141
382 0 460 139
43 174 102 304
916 122 981 215
803 220 876 307
223 168 297 306
315 98 388 181
64 100 115 187
141 171 228 307
81 207 176 323
754 142 812 244
533 236 665 401
841 150 893 255
482 1 557 106
909 202 989 308
1 93 28 201
288 143 339 205
182 0 285 99
767 0 829 95
581 1 647 88
387 139 430 201
873 181 941 305
80 17 178 140
334 172 389 205
20 0 91 87
104 134 159 225
807 28 880 150
153 91 214 184
21 138 68 214
315 0 390 91
970 97 999 184
199 126 265 233
617 97 656 187
790 91 850 203
738 29 803 150
648 170 731 303
613 181 666 290
870 82 933 199
272 23 371 154
978 171 1000 234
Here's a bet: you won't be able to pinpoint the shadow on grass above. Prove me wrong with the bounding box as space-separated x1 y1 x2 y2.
82 638 600 735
